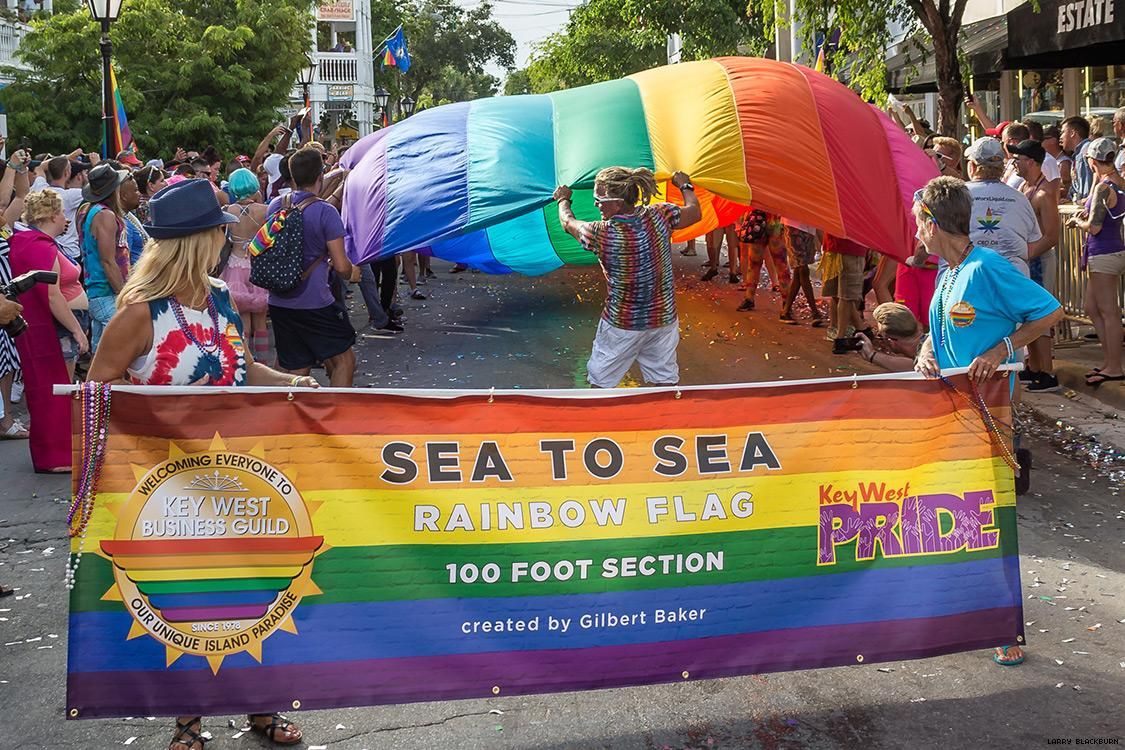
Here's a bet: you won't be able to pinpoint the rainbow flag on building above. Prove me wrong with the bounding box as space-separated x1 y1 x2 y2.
379 25 411 72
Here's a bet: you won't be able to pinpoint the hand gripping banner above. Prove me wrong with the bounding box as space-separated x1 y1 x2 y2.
64 372 1024 718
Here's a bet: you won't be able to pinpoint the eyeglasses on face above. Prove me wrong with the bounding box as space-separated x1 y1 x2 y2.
593 194 621 207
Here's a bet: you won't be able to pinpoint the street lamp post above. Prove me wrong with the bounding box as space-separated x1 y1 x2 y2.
299 52 317 108
400 95 416 118
374 86 390 128
86 0 124 158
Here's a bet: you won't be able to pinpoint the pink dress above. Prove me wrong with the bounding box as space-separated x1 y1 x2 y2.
219 202 269 314
8 228 72 472
221 251 268 313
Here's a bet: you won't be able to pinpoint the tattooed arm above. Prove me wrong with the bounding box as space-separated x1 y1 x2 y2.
1071 183 1113 235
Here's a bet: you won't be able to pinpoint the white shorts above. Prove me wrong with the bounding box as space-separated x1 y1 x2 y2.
587 318 680 388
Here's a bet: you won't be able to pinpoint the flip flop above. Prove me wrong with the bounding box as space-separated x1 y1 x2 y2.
1 421 29 440
1084 367 1103 378
1085 373 1125 387
992 645 1025 666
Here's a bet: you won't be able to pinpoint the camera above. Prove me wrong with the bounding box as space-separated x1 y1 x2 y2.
2 270 58 338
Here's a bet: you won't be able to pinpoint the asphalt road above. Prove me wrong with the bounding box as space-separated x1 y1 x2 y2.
1 252 1122 749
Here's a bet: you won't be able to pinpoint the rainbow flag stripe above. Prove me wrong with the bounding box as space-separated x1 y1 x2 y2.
67 374 1023 719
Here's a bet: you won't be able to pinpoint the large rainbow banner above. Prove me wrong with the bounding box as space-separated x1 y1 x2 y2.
66 373 1024 719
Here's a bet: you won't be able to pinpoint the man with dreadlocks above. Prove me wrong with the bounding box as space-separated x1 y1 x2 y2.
554 167 701 387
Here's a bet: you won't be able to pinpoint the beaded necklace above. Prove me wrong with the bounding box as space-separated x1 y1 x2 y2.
939 375 1020 474
935 242 975 350
170 293 221 355
64 382 113 589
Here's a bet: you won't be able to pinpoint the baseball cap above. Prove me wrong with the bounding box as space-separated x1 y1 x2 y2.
145 158 165 170
984 120 1011 137
1008 139 1046 164
1087 137 1117 163
116 149 143 168
235 154 251 164
1042 124 1062 141
965 137 1006 164
69 159 92 174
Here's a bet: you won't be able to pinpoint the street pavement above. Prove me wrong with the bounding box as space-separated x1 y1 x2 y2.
1 251 1122 749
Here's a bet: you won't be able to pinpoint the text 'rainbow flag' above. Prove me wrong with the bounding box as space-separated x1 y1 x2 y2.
66 374 1023 718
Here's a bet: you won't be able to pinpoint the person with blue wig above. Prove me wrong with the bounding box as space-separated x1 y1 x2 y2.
219 167 271 363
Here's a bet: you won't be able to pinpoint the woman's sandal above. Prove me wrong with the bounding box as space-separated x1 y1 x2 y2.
169 717 208 749
1086 372 1125 387
249 713 303 745
992 645 1025 666
1 420 29 440
1085 367 1102 378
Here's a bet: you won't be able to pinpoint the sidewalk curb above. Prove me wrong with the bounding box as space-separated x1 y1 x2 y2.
1054 361 1125 413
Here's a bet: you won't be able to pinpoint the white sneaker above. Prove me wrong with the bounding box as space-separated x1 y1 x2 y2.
10 380 23 404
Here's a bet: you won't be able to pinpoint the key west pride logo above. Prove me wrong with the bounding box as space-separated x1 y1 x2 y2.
99 436 324 672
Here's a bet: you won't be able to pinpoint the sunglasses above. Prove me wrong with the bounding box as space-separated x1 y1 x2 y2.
593 194 620 207
913 189 938 225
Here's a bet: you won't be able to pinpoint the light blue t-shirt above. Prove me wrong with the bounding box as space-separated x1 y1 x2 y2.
928 246 1061 370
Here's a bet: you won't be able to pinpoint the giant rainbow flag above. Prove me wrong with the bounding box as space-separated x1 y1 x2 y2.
66 372 1022 718
340 57 937 275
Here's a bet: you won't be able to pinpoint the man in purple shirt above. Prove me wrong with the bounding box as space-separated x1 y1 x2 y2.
267 148 361 386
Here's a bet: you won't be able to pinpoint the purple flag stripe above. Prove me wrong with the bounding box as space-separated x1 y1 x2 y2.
158 604 271 623
67 607 1020 719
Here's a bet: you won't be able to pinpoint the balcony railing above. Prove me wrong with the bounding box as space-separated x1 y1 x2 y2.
0 18 31 73
316 52 358 84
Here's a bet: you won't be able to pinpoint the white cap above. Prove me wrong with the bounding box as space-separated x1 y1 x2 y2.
965 137 1005 164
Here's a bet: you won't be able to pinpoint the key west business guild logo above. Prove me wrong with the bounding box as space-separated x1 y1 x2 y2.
98 435 325 672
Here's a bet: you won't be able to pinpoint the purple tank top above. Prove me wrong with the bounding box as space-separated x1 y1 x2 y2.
1084 179 1125 259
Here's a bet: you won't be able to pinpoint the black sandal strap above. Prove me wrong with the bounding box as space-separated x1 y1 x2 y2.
171 718 208 748
250 713 293 741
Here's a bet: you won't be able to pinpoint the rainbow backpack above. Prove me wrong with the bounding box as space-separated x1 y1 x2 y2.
248 194 321 293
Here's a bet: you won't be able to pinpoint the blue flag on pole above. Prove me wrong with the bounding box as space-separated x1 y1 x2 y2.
381 26 411 73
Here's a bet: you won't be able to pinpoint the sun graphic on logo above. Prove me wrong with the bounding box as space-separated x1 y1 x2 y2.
976 207 1002 234
95 434 327 674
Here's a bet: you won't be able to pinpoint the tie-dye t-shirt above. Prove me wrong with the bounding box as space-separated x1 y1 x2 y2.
577 203 681 331
127 279 247 386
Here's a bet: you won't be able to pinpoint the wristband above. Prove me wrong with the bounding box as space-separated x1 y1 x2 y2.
558 197 571 204
1002 336 1014 359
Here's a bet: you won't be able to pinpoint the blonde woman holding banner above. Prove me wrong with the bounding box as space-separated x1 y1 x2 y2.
86 179 313 748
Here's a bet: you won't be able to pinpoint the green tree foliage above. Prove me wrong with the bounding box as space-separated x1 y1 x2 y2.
503 68 532 97
1 0 313 157
524 0 763 93
747 0 967 134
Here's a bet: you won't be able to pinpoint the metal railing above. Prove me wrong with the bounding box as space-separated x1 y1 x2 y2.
0 18 31 73
1053 204 1125 341
315 52 358 84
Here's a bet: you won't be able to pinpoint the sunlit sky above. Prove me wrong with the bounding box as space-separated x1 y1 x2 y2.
459 0 583 69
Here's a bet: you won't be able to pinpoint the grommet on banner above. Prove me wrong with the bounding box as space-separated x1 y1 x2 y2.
287 390 295 402
681 671 690 680
851 374 859 389
674 388 682 400
292 699 301 709
492 685 501 695
855 654 864 662
1017 634 1024 643
488 386 495 404
68 708 79 718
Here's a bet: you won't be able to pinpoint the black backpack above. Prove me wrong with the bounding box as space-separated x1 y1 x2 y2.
249 194 324 293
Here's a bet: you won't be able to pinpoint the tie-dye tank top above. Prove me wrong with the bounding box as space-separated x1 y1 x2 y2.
127 279 247 386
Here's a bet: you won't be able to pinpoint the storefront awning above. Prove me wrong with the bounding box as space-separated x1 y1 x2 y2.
1006 0 1125 68
886 16 1008 94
